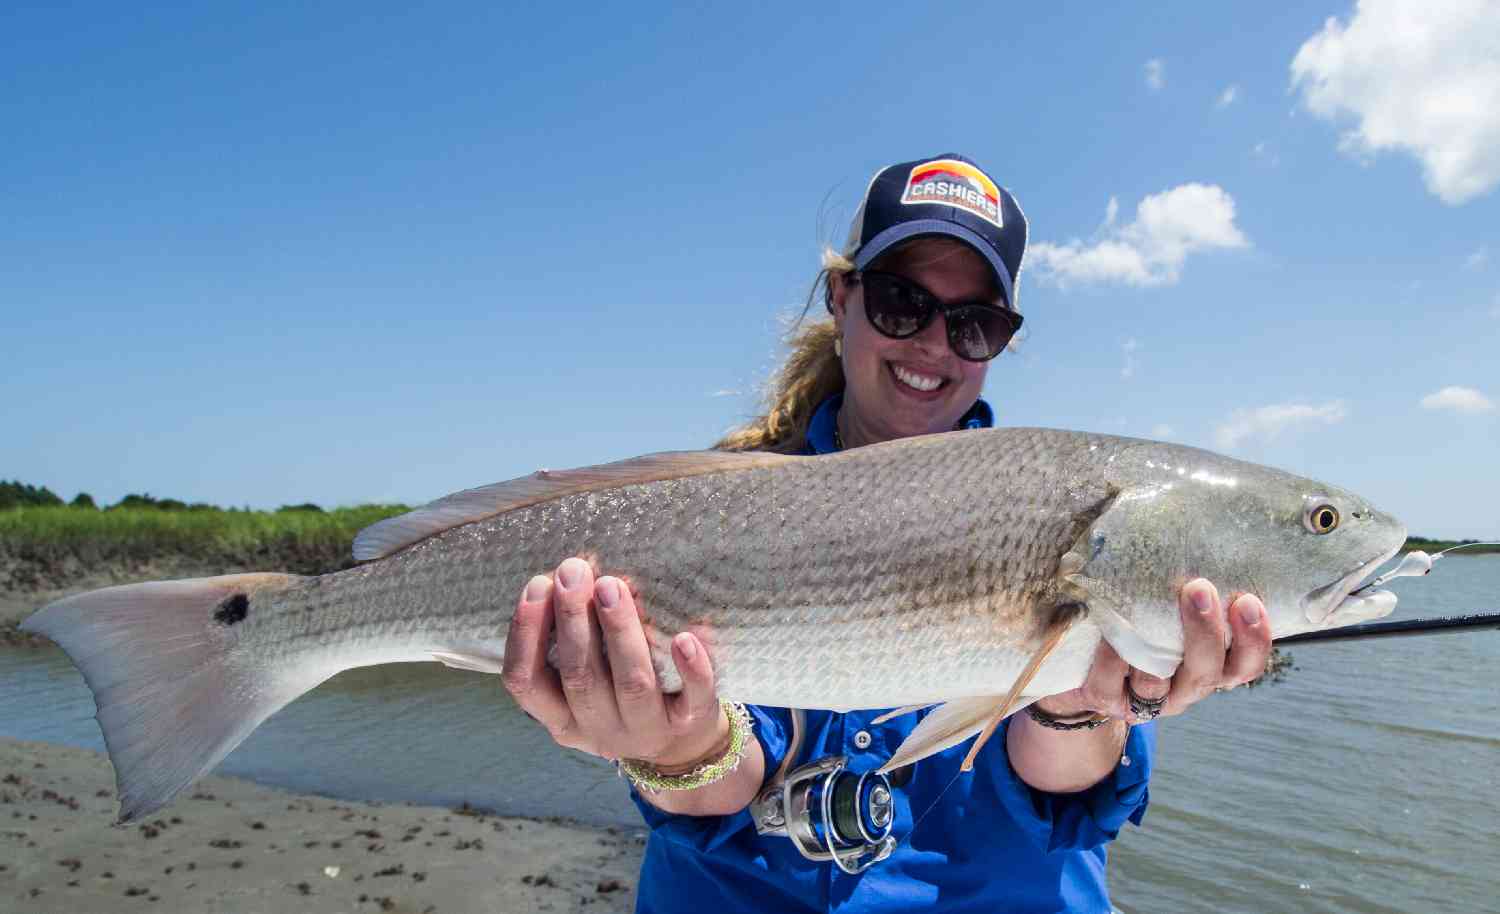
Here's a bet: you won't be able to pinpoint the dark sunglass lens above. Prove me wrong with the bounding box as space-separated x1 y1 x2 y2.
949 307 1021 361
863 274 928 338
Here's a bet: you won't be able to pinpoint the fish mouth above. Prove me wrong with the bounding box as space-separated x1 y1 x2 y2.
1303 543 1403 626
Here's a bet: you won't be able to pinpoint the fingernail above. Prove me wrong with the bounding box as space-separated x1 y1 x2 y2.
524 576 549 602
1191 586 1214 613
596 578 619 609
1237 598 1262 627
675 633 697 661
557 558 584 590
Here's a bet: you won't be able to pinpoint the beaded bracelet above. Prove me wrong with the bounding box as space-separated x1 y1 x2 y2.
618 700 754 792
1025 702 1112 731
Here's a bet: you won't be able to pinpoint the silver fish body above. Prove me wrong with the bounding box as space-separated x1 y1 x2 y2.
22 427 1407 821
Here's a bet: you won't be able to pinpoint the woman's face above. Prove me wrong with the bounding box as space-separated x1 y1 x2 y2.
829 238 997 446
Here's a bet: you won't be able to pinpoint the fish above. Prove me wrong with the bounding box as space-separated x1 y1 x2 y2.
20 427 1407 823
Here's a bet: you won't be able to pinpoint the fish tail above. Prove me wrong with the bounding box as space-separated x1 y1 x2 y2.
20 573 316 823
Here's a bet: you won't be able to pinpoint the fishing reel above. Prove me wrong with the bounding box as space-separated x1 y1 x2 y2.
750 755 897 874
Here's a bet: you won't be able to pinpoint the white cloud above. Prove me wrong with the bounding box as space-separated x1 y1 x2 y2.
1290 0 1500 205
1214 401 1348 450
1420 386 1494 413
1145 58 1165 91
1121 338 1139 380
1150 423 1175 439
1216 85 1239 108
1466 245 1489 269
1102 195 1119 229
1029 184 1249 287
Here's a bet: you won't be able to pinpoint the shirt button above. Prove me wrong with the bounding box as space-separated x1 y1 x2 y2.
853 730 872 749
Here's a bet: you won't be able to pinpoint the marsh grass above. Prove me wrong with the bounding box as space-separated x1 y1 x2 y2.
1404 537 1499 555
0 504 409 582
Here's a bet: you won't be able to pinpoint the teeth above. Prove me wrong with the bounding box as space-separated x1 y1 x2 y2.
893 365 943 392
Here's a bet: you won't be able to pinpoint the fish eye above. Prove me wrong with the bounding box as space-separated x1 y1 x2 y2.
1305 503 1340 535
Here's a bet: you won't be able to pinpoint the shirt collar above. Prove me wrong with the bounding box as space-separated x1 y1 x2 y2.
805 394 994 455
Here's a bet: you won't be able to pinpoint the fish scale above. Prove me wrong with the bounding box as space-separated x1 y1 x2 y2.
22 426 1407 822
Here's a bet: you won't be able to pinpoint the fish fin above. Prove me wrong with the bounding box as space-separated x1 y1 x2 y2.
1088 596 1181 678
878 696 1004 773
353 450 802 561
870 703 938 725
19 574 330 823
959 602 1084 771
431 650 505 674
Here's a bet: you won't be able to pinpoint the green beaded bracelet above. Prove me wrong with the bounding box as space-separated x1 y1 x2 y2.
618 700 754 793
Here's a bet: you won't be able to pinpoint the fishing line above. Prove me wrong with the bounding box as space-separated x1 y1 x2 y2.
1353 542 1500 593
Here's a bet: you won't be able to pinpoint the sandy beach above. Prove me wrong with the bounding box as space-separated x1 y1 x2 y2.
0 739 646 914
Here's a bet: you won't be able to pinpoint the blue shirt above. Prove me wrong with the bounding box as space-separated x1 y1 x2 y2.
631 396 1156 913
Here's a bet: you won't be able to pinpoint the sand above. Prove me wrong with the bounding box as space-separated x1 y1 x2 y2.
0 739 646 914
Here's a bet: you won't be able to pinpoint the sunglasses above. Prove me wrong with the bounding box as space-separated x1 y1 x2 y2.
851 271 1023 362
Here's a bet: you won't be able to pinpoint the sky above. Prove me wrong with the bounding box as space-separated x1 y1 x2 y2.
2 1 1496 539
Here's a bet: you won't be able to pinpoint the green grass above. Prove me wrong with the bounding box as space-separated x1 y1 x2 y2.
0 504 410 576
1403 537 1500 555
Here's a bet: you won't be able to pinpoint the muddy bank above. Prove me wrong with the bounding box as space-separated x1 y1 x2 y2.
0 739 645 914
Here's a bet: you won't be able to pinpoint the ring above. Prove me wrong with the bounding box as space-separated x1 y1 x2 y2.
1126 683 1167 722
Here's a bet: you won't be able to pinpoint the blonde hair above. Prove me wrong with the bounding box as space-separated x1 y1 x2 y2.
714 248 856 453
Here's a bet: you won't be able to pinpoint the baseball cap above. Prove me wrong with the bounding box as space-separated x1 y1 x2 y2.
843 153 1027 310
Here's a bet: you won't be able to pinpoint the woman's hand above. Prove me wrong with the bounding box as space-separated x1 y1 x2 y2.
1035 578 1274 721
500 557 727 768
1010 579 1272 794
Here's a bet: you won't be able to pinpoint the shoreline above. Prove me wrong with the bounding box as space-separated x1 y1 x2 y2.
0 738 645 913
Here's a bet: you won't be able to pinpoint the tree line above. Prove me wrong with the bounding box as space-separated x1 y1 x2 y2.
0 481 323 513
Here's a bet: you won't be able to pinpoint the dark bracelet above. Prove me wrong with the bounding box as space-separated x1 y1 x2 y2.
1026 703 1112 731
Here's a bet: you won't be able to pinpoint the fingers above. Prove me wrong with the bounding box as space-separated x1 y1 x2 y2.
663 632 724 759
1165 579 1230 716
594 576 670 738
1221 593 1272 687
501 574 574 738
1076 639 1131 719
550 557 622 736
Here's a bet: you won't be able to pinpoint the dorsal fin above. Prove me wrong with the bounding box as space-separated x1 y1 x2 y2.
353 449 802 561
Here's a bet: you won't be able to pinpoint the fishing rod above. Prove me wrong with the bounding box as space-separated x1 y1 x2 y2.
1277 541 1500 645
1276 611 1500 645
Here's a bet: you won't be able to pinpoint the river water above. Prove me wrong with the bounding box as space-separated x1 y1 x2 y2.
2 558 1496 912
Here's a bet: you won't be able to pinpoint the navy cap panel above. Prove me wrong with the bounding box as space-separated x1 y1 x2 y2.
849 153 1027 304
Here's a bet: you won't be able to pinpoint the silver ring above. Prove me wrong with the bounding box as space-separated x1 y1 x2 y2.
1126 684 1167 722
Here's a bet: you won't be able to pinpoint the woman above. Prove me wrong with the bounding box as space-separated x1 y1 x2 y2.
501 154 1272 912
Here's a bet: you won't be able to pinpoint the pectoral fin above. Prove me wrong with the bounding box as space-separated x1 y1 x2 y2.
431 650 506 674
878 603 1085 774
878 696 1006 773
870 703 939 725
959 602 1083 772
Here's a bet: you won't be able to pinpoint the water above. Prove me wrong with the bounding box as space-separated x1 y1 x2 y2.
3 559 1497 911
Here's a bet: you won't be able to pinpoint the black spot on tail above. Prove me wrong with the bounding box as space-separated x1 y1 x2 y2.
214 594 249 626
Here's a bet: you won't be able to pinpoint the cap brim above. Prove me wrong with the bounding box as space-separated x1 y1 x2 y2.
851 220 1016 311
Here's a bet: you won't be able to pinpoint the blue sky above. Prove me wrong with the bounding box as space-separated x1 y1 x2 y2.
3 1 1496 538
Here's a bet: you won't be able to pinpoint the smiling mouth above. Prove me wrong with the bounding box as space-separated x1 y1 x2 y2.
1303 544 1404 625
889 363 947 394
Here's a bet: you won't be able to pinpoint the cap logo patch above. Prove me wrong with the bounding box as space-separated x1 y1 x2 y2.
900 159 1003 228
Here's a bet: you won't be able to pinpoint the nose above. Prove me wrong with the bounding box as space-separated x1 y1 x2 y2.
909 311 949 358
